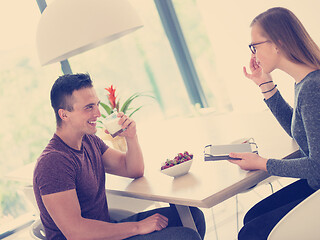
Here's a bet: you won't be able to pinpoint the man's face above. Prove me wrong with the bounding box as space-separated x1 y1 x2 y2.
65 87 101 136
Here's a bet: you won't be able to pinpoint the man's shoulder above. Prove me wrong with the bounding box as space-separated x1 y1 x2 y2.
36 149 71 172
36 135 74 171
39 135 69 159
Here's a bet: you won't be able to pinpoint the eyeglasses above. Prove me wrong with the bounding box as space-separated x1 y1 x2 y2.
248 40 270 54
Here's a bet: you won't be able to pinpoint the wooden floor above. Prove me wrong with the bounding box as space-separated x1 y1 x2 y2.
3 178 295 240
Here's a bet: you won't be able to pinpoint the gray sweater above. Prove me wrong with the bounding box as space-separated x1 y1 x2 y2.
265 70 320 190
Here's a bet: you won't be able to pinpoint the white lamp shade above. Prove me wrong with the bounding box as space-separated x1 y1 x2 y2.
36 0 143 66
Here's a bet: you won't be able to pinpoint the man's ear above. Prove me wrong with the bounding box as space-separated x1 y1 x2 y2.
58 109 68 121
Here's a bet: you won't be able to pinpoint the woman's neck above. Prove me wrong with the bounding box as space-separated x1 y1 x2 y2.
279 60 317 83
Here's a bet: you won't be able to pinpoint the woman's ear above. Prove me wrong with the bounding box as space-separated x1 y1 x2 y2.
275 40 283 53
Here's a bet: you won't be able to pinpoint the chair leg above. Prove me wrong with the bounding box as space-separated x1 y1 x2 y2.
235 181 276 234
210 208 219 240
236 194 239 233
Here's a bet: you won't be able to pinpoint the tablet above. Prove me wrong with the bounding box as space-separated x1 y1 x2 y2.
204 143 255 161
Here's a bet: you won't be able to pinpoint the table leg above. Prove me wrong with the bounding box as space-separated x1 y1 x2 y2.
175 204 197 231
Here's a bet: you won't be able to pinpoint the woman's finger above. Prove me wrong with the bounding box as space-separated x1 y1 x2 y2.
243 66 252 79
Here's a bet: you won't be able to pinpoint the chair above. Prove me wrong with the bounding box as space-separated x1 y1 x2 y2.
267 189 320 240
30 219 46 240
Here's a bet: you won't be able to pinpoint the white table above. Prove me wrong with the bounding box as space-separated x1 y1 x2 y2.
6 111 299 231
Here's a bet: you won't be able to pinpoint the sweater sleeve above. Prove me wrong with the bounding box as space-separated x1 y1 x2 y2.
264 90 293 137
267 80 320 189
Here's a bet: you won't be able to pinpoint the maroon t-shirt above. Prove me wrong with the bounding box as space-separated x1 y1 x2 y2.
33 134 110 240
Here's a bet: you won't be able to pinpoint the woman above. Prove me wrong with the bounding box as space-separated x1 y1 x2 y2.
228 7 320 240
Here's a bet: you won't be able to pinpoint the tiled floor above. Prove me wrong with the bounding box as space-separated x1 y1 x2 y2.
3 178 295 240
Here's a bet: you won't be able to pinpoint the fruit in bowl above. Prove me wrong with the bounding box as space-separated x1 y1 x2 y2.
161 151 193 177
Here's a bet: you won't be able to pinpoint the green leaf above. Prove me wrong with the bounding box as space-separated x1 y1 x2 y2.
120 94 137 114
120 92 153 114
100 102 112 115
129 106 143 117
116 100 120 113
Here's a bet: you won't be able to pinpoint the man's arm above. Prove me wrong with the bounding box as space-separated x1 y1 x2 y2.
42 189 168 240
102 113 144 178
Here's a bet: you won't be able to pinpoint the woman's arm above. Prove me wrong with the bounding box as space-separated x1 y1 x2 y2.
243 56 293 136
267 79 320 188
264 90 293 137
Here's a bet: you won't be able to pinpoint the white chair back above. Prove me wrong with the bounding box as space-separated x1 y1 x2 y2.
268 190 320 240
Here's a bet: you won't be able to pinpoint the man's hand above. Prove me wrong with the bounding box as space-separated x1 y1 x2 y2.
117 112 137 139
228 152 268 171
104 112 137 139
137 213 168 235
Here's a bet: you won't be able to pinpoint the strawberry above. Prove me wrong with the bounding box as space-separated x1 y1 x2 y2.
161 150 193 170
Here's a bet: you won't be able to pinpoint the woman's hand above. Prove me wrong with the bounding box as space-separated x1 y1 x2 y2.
243 55 272 86
228 152 268 171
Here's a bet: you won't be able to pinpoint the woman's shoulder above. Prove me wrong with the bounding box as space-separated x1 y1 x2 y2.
299 70 320 92
303 69 320 84
296 70 320 105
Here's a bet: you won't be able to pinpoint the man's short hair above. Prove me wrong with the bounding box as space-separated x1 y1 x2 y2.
50 73 93 127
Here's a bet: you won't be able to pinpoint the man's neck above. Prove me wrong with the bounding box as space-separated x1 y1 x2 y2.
56 127 83 150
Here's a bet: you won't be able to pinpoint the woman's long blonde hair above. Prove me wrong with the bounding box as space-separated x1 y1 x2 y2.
251 7 320 69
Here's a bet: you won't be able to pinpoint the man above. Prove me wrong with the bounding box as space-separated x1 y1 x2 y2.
33 73 206 240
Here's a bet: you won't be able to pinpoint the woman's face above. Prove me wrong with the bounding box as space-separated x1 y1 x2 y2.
251 24 281 73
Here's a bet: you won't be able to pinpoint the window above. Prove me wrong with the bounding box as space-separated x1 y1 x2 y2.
68 0 195 121
172 0 233 113
172 0 320 112
0 1 60 232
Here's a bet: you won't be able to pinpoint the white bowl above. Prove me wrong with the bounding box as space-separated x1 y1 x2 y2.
161 159 193 177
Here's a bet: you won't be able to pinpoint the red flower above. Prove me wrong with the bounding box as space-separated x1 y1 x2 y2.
105 85 117 110
100 85 153 117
